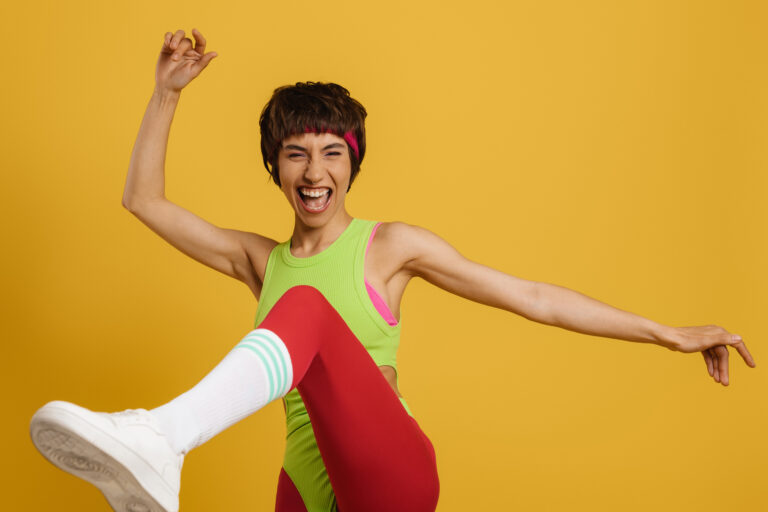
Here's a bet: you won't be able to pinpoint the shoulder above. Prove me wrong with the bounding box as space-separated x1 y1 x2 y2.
374 220 431 239
376 221 450 249
371 221 425 254
372 221 459 277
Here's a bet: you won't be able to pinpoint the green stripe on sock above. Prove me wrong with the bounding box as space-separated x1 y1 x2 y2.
234 342 276 401
249 331 290 396
236 330 291 401
243 333 285 398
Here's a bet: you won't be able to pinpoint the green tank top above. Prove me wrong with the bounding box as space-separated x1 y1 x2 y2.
254 217 413 510
253 217 412 431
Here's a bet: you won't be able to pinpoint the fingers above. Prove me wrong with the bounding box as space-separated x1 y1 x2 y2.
162 29 216 66
173 40 193 60
709 347 720 383
191 50 218 73
702 350 714 377
714 345 730 386
723 331 756 371
169 29 185 50
191 28 207 55
732 340 756 368
682 326 755 386
705 341 756 387
166 29 194 61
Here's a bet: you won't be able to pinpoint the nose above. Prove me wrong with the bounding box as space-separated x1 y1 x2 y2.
303 154 325 183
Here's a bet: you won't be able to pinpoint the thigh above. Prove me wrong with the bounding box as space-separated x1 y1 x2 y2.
260 286 440 511
299 357 439 512
297 306 438 509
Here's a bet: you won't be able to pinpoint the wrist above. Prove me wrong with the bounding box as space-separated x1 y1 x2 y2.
652 323 680 351
152 87 181 105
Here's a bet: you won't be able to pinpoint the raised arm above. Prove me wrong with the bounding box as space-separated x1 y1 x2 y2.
395 222 756 385
123 29 276 299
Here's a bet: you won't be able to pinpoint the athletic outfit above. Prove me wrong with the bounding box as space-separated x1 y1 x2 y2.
251 218 438 511
28 217 439 512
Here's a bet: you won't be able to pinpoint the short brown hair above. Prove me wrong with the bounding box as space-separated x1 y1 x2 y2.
259 82 367 192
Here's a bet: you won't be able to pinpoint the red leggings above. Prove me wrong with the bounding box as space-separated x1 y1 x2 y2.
255 285 440 512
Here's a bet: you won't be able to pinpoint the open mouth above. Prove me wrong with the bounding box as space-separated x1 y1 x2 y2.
297 187 332 213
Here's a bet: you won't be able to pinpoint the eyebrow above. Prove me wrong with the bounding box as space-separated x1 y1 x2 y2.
283 143 345 151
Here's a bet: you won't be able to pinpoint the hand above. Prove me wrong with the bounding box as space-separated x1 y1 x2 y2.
155 28 217 94
665 325 756 386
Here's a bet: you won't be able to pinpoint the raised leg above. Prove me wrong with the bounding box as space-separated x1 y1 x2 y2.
259 285 439 512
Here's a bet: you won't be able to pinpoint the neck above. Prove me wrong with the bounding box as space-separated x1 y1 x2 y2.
290 208 354 257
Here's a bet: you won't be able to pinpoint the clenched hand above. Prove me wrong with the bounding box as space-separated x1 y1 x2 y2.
155 28 218 94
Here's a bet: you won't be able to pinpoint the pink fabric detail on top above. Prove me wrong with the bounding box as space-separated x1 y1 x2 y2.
365 222 398 326
365 221 382 253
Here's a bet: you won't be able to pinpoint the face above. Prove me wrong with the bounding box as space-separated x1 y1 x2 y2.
277 131 352 227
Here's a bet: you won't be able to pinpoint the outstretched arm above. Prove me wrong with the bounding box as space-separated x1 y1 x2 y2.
533 283 755 385
395 222 756 386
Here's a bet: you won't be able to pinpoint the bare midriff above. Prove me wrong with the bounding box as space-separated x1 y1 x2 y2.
379 365 402 398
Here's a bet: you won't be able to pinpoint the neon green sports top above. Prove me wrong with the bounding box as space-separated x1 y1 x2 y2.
253 217 413 511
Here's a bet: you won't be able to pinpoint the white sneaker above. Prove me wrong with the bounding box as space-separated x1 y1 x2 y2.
30 400 184 512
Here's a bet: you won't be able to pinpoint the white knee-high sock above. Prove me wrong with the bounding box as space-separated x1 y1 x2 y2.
149 328 293 456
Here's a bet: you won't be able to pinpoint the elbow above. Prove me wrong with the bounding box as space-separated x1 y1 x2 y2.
122 196 138 213
122 195 161 213
528 282 552 325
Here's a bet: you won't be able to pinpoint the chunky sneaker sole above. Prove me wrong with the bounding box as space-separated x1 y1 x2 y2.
30 401 180 512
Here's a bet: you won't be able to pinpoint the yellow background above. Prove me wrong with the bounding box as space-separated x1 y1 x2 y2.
4 1 766 510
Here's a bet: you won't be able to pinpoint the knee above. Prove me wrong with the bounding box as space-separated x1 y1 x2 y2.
265 285 338 328
277 285 328 309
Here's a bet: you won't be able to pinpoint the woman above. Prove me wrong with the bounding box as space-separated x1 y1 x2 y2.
29 28 756 512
